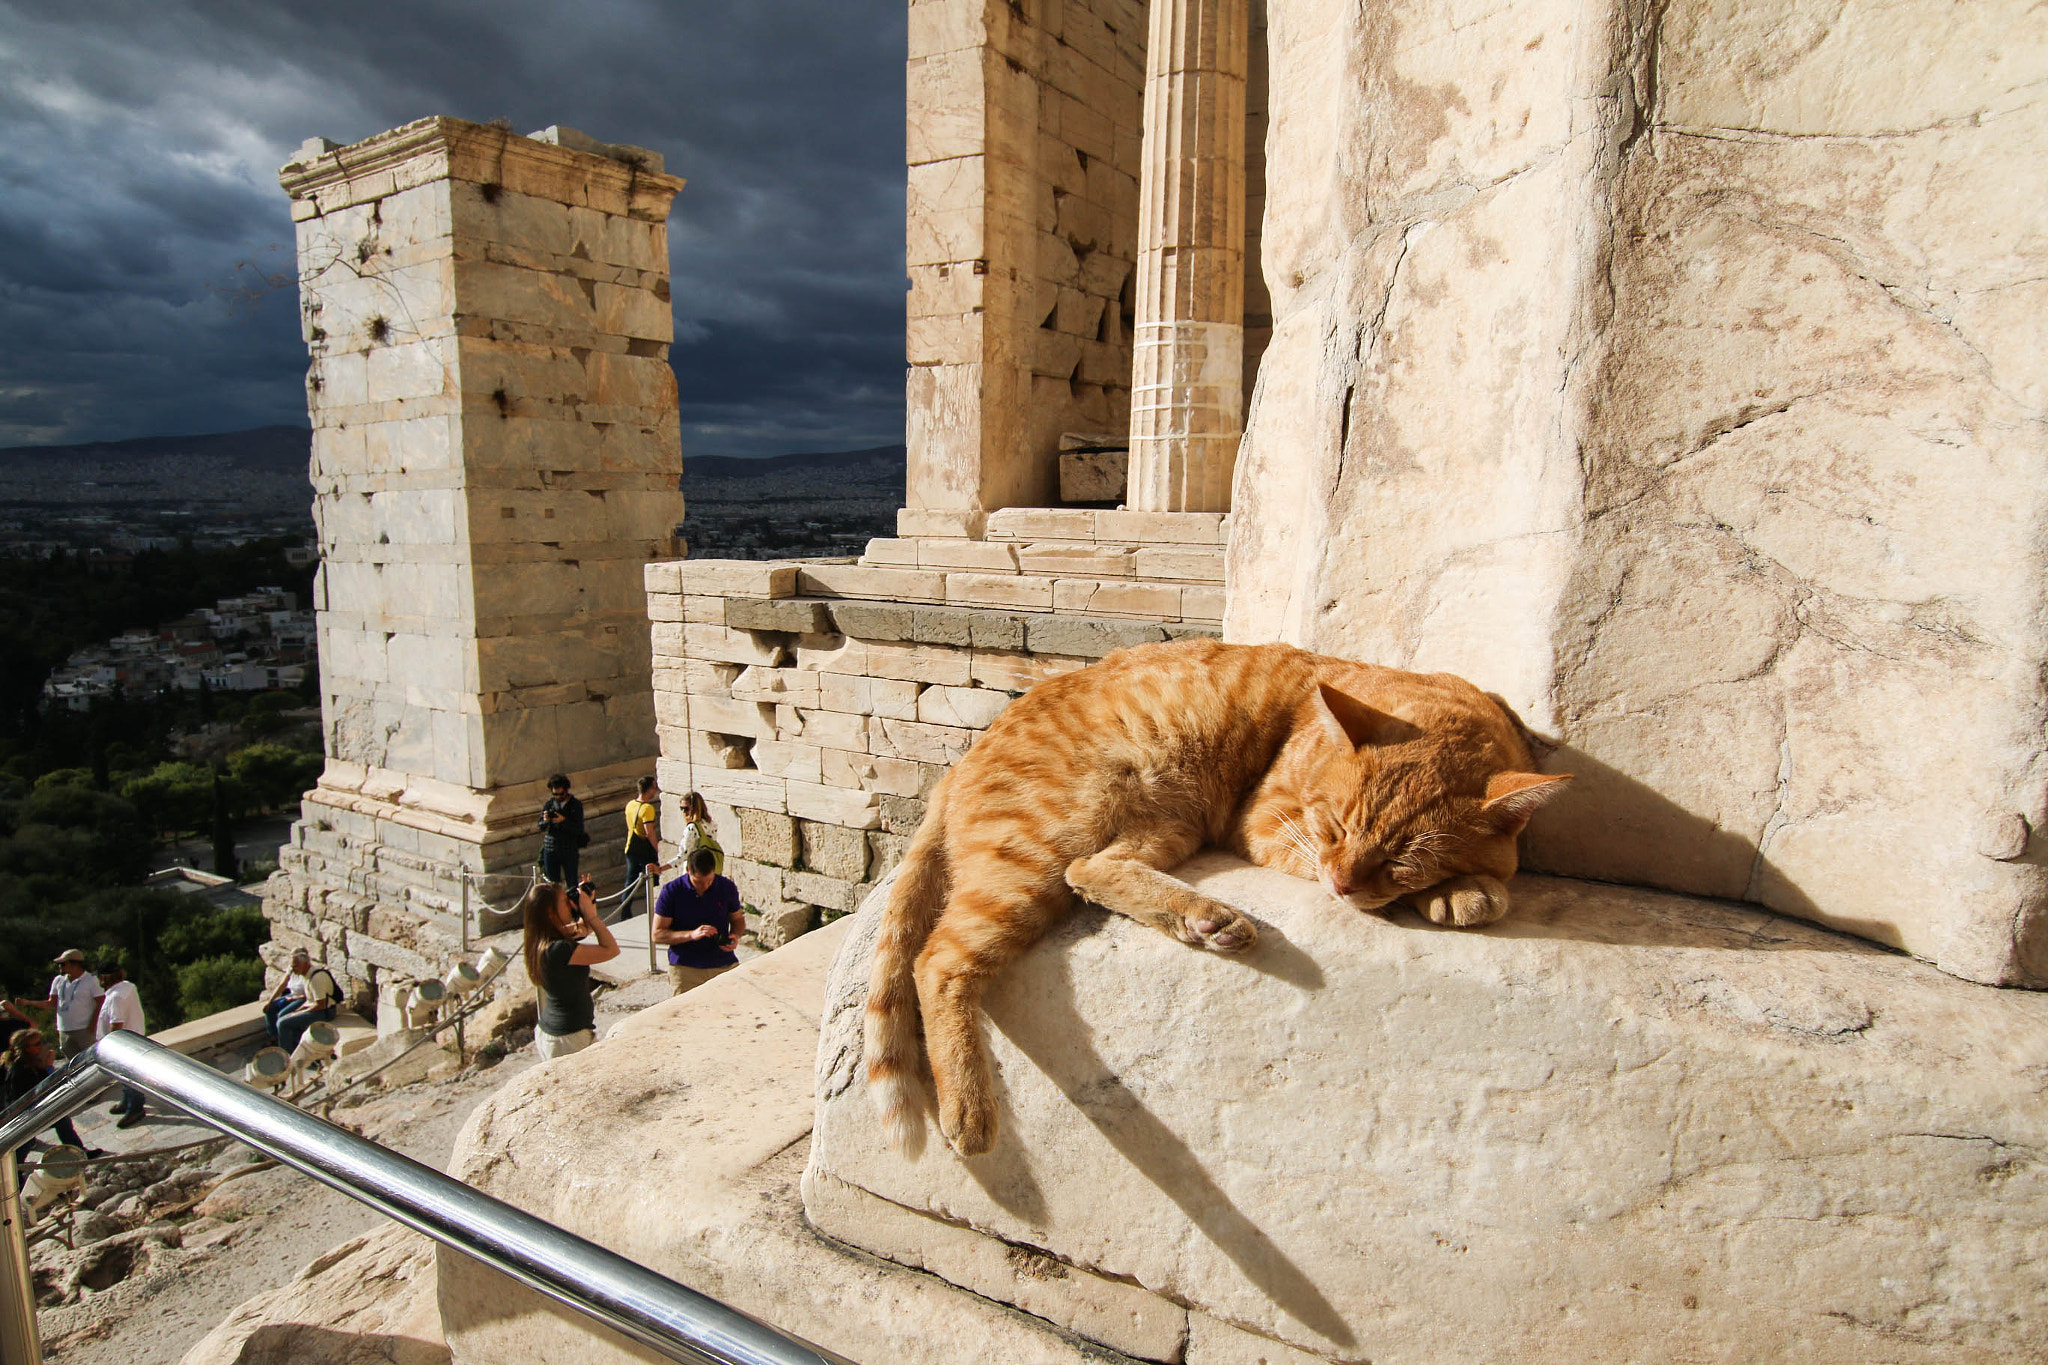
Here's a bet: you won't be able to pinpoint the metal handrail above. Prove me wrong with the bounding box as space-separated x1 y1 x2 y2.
0 1031 845 1365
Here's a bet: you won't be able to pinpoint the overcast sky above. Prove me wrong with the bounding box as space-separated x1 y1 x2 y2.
0 0 906 457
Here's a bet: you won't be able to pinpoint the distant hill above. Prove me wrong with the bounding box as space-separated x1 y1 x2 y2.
0 429 905 482
0 424 310 471
686 445 904 480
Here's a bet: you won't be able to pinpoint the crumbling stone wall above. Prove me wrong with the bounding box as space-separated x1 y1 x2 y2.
907 0 1269 517
268 118 688 1003
647 530 1222 931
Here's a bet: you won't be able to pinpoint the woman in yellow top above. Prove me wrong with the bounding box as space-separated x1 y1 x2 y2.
622 775 667 913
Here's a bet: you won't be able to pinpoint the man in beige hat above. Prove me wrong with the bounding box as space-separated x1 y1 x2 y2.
13 950 106 1060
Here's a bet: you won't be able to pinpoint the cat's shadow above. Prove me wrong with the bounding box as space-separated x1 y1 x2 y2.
1229 913 1325 991
971 937 1357 1353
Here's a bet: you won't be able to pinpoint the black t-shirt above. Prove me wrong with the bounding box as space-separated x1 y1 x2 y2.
3 1058 51 1107
536 937 594 1037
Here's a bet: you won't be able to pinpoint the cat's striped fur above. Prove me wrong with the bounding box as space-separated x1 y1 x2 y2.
864 638 1568 1157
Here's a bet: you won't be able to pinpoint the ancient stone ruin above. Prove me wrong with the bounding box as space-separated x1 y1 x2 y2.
247 0 2048 1360
263 119 687 998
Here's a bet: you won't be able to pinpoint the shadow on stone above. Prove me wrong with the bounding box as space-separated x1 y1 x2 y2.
988 937 1358 1353
1521 746 1915 954
235 1322 451 1365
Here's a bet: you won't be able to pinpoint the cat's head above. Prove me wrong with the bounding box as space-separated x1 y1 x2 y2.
1279 682 1571 910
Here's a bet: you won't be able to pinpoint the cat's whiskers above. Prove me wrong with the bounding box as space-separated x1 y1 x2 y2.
1273 813 1320 876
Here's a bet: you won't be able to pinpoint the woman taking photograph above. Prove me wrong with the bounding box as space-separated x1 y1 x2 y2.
520 877 619 1060
3 1028 99 1160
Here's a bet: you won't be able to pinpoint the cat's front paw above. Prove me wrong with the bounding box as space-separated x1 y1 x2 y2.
1410 874 1510 927
1181 902 1259 953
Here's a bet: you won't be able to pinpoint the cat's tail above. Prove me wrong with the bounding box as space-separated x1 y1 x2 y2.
863 776 950 1155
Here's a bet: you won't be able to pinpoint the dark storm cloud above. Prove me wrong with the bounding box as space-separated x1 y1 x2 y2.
0 0 907 455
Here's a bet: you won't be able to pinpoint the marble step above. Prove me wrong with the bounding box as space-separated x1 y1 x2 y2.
862 536 1225 587
804 559 1221 623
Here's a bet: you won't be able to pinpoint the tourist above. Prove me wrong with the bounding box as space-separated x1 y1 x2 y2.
3 1030 99 1161
678 791 723 876
95 965 147 1128
13 949 105 1060
621 774 666 909
651 848 744 997
537 773 586 886
0 998 33 1055
521 876 618 1060
263 948 314 1043
275 958 341 1055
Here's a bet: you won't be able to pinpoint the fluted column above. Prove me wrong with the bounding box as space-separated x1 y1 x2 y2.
1126 0 1249 513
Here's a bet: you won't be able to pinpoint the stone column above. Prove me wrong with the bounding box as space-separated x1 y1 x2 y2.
269 119 687 983
1126 0 1249 513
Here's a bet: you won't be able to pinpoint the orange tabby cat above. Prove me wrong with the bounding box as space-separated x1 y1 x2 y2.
865 638 1569 1157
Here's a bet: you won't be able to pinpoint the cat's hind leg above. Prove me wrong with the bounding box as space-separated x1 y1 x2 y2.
1066 827 1259 953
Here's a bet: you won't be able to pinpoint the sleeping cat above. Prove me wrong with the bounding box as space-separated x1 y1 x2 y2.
864 638 1570 1157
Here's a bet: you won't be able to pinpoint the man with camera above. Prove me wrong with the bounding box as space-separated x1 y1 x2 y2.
537 773 587 886
650 848 745 996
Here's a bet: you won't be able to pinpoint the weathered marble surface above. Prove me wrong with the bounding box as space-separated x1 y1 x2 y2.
435 919 1169 1365
1223 0 2048 986
808 855 2048 1363
270 117 686 974
180 1225 447 1365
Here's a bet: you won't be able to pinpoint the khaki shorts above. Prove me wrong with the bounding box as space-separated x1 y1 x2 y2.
533 1026 593 1060
668 964 736 997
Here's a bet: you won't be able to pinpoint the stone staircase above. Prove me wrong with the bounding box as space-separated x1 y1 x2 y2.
837 507 1227 625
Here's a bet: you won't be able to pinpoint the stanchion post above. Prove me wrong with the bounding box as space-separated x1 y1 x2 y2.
646 871 657 976
0 1147 44 1365
461 876 471 953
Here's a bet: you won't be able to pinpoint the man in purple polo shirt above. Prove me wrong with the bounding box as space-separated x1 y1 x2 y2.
651 848 746 996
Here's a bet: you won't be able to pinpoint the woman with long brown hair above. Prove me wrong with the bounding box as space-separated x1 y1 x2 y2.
3 1028 98 1160
520 877 619 1060
678 791 723 876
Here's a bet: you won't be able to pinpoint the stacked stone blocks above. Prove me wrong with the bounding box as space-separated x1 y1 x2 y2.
268 118 687 1002
648 554 1219 930
907 0 1149 513
864 504 1228 621
907 0 1270 520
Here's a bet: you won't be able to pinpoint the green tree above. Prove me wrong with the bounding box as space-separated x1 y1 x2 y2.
227 742 322 814
177 955 266 1020
0 786 152 886
211 774 237 878
120 762 215 837
237 691 297 739
158 902 269 962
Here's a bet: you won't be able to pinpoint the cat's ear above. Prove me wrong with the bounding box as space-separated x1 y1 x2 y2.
1313 684 1399 749
1482 771 1572 833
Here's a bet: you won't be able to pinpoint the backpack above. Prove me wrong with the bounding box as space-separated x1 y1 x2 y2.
305 968 341 1010
691 822 725 875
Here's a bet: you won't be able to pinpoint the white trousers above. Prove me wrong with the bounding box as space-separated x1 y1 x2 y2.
533 1026 593 1060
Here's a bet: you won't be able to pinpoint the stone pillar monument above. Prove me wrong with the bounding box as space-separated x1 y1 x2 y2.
266 118 687 992
1126 0 1249 513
